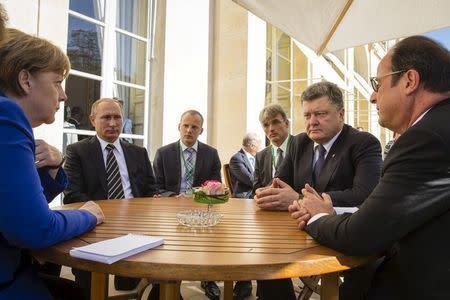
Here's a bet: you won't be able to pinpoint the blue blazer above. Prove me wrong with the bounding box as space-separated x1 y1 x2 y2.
0 93 96 299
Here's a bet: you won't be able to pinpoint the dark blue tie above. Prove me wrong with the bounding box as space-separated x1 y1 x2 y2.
313 144 326 185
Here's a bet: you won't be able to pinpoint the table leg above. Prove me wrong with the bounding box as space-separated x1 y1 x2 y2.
91 272 108 300
223 281 233 300
160 281 181 300
320 272 339 300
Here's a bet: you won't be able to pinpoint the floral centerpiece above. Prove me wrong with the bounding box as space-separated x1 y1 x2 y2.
177 181 229 227
193 180 230 205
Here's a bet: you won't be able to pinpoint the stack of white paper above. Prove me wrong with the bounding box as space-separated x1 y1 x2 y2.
70 234 164 264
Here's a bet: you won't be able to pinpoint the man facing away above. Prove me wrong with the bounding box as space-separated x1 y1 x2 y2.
64 98 158 298
153 110 222 300
255 82 382 300
291 36 450 300
229 132 261 199
228 132 261 299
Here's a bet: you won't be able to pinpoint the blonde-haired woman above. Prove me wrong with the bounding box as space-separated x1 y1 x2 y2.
0 28 104 300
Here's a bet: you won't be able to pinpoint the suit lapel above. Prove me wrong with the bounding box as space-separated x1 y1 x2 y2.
239 149 253 173
299 140 314 185
315 125 348 191
173 142 182 191
194 142 204 184
121 141 137 196
263 147 273 183
91 137 108 194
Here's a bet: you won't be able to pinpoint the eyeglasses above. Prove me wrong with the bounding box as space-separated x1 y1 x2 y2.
370 70 406 92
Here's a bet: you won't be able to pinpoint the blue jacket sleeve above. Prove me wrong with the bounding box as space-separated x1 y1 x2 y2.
38 167 68 203
0 101 96 249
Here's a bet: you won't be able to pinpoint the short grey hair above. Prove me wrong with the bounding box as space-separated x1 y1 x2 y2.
90 98 123 117
259 104 287 124
242 133 260 147
180 109 204 126
301 81 343 109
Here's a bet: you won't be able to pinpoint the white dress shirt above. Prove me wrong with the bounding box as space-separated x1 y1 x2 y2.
97 136 134 198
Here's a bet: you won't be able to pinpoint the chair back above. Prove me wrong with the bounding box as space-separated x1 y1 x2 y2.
223 163 234 196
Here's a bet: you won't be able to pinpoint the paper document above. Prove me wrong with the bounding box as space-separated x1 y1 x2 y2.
70 234 164 264
334 207 359 214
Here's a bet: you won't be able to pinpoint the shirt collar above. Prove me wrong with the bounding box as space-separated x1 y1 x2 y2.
242 148 255 160
180 140 198 152
411 108 431 127
314 129 342 153
97 136 123 154
272 134 290 153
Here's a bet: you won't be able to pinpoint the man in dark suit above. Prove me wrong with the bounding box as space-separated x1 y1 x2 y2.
229 133 261 198
251 104 296 300
228 133 261 299
64 98 158 299
255 82 382 300
291 36 450 300
253 104 294 193
153 110 222 300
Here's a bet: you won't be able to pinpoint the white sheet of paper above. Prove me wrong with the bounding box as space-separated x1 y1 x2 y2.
70 234 164 264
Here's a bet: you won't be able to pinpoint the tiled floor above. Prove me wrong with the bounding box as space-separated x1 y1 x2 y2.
61 267 320 299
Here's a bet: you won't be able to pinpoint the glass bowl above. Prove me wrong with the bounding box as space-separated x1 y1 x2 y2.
176 209 223 227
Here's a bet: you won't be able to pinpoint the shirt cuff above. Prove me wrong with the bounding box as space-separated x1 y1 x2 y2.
307 213 329 225
307 207 359 225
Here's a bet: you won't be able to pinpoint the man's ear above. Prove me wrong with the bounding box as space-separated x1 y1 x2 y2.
199 127 204 135
18 69 32 95
339 108 345 120
405 69 420 96
89 115 96 127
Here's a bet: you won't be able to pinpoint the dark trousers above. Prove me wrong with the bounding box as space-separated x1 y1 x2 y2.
340 259 382 300
39 272 87 300
256 259 380 300
256 278 296 300
73 268 140 300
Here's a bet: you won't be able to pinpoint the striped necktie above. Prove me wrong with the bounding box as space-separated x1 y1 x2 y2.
106 144 125 199
184 148 195 192
275 148 284 171
249 156 255 171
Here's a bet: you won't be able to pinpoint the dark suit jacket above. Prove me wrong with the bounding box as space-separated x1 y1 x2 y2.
63 137 157 203
153 140 222 196
229 149 254 198
306 99 450 300
278 125 382 207
253 135 294 193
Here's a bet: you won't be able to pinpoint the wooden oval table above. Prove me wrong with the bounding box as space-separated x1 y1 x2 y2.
33 198 372 300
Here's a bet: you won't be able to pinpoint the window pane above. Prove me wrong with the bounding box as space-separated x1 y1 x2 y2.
69 0 105 21
116 0 148 37
67 16 104 75
65 74 101 131
115 32 146 85
114 84 145 136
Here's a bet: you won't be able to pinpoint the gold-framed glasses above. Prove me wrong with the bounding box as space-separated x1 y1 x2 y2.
370 70 406 92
